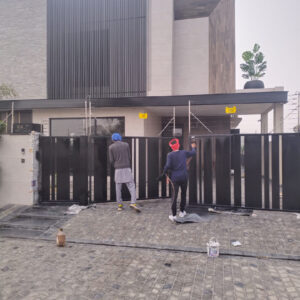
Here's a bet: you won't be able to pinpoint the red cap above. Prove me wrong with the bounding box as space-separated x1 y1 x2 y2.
169 138 180 151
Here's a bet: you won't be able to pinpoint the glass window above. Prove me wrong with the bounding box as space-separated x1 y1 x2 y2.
51 118 88 136
20 111 32 123
50 117 124 136
96 117 125 136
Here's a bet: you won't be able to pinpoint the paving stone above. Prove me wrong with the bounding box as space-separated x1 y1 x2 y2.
47 200 300 258
0 200 299 299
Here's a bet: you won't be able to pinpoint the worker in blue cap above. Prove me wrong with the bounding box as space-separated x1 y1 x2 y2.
109 133 140 212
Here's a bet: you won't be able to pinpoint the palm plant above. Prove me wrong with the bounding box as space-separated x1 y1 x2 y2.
240 43 267 80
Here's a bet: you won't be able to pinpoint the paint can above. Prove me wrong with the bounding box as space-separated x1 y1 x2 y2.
207 237 219 257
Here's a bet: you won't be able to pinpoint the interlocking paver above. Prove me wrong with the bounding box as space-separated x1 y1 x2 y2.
0 199 300 299
0 237 295 300
51 199 300 258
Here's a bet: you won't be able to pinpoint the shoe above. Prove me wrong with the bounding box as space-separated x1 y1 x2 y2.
169 215 177 222
129 203 141 213
179 211 187 218
117 204 123 211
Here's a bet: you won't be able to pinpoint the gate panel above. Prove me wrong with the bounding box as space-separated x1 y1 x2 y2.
39 134 300 211
161 139 170 198
282 134 300 210
264 135 270 209
215 136 231 206
188 146 197 204
71 137 82 202
120 138 132 200
232 135 241 206
78 136 89 205
272 135 280 209
197 139 203 204
203 137 213 204
110 165 115 201
138 138 146 199
244 135 262 208
94 138 107 202
56 138 70 201
148 138 159 198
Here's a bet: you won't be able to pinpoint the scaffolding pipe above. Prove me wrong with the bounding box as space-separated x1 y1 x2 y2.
190 111 213 134
173 106 176 136
11 102 14 134
158 117 174 136
188 100 191 135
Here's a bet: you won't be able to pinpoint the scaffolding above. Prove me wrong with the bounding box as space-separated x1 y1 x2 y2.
158 101 213 137
0 101 14 134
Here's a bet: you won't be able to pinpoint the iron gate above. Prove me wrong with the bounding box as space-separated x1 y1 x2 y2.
188 133 300 211
39 134 300 211
39 136 171 204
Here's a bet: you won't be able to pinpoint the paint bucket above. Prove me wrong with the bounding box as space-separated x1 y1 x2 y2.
206 237 219 257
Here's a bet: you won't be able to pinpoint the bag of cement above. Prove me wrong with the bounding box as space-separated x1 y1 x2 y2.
175 213 209 223
65 204 87 215
231 240 242 247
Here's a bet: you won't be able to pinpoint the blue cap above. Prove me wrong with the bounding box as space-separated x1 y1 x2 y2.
111 133 122 141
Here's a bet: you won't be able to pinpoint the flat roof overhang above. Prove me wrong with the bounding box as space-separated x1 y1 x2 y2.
174 0 221 20
0 91 288 112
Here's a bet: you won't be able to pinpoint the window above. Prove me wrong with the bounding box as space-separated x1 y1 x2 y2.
50 118 88 136
96 117 125 136
50 117 125 136
0 111 32 134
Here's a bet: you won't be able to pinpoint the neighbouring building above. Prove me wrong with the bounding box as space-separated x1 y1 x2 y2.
0 0 287 141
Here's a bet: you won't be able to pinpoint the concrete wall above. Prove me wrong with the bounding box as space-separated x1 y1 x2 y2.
32 108 159 137
144 113 161 137
209 0 235 93
147 0 173 96
173 18 209 95
0 134 39 206
0 0 47 99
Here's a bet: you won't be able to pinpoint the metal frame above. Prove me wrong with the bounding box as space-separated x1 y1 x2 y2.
188 133 300 212
39 133 300 211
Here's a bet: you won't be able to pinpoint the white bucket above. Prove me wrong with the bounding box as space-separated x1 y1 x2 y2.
207 237 220 257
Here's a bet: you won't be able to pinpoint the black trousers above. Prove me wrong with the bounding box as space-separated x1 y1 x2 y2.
171 180 188 216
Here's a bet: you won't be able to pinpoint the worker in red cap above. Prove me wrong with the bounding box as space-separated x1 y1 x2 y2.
157 138 196 222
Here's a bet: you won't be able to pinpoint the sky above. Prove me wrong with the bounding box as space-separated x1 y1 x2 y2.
235 0 300 133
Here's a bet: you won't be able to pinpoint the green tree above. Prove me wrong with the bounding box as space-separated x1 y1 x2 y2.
0 84 16 134
0 83 17 100
0 121 5 134
240 43 267 80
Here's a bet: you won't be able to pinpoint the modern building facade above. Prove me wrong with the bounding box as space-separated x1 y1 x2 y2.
0 0 286 138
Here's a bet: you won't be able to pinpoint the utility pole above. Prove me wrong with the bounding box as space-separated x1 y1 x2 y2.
11 102 14 134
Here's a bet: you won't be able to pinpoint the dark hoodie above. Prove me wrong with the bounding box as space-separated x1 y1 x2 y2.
163 149 196 182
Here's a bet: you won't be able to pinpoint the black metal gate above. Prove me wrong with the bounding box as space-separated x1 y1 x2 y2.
188 133 300 211
39 134 300 211
39 136 171 205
